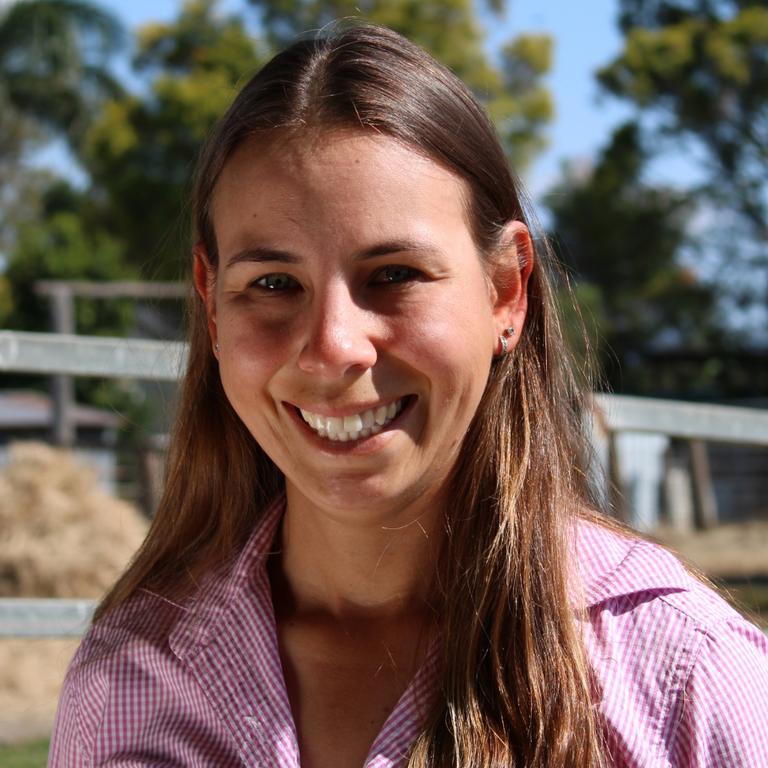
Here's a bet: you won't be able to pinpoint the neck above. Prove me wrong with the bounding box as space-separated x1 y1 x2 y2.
271 485 443 621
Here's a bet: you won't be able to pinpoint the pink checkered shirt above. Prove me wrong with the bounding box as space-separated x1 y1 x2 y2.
49 498 768 766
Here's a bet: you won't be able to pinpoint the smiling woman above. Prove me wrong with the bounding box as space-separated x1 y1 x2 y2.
197 131 518 522
48 23 768 768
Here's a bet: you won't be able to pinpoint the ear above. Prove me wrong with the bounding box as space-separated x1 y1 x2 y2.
489 220 534 354
192 241 218 354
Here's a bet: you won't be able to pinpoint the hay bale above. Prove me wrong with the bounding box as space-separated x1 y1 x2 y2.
0 442 150 743
0 442 148 599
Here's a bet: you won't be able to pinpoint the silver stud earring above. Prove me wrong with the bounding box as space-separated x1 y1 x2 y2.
214 341 220 353
496 327 515 356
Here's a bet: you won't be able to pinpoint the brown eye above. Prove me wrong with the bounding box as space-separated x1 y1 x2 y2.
371 265 421 285
254 274 299 291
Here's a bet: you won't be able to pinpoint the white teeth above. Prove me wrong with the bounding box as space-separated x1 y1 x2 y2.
298 398 407 442
343 414 363 433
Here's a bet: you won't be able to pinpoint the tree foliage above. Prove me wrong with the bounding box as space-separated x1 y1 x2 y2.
66 0 553 278
1 182 132 335
0 0 124 262
548 124 720 394
245 0 554 169
0 181 140 412
0 0 124 148
81 0 265 277
598 0 768 242
0 107 46 258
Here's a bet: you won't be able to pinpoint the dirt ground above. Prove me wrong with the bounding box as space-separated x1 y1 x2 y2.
652 519 768 578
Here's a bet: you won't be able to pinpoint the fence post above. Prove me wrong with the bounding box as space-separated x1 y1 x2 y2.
607 431 630 524
689 439 718 530
662 439 694 533
48 285 76 446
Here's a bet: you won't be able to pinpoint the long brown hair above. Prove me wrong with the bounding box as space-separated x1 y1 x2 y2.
98 23 605 766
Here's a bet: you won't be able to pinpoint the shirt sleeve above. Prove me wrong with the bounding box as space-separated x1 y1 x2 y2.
671 615 768 767
47 673 92 768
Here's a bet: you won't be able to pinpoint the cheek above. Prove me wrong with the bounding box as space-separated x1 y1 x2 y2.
408 279 493 344
217 311 293 396
219 300 293 340
404 296 494 402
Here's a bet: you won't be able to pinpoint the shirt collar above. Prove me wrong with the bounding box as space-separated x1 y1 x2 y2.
574 517 692 608
169 495 285 658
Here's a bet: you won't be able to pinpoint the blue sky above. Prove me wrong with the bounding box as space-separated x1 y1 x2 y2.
109 0 635 199
487 0 633 194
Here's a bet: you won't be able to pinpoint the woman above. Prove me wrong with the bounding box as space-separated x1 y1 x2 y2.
50 23 768 768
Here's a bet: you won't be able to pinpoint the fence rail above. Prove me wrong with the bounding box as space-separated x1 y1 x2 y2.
0 598 95 637
593 393 768 447
0 331 186 380
1 330 766 638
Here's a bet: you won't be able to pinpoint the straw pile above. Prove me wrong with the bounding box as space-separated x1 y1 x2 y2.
0 442 149 743
0 442 148 598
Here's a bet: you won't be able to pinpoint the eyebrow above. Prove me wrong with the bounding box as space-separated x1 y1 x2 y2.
357 239 439 261
224 239 440 269
225 247 299 268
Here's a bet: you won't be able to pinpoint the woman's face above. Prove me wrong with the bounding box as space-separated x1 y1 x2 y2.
196 130 530 522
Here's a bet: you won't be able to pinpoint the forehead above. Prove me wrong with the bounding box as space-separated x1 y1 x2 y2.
209 129 474 254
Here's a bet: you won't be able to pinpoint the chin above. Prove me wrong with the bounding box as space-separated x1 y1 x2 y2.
288 473 435 524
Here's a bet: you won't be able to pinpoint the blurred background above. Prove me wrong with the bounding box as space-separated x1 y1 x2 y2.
0 0 766 762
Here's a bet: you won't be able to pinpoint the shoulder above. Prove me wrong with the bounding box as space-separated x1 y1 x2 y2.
49 591 186 763
49 497 285 766
49 590 235 766
575 519 768 766
65 588 188 681
575 517 746 626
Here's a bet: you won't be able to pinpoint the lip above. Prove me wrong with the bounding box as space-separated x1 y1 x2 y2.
283 395 416 454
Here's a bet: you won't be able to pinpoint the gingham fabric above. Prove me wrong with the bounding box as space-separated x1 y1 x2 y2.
49 498 768 767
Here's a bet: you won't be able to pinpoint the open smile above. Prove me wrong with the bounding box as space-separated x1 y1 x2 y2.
292 396 412 442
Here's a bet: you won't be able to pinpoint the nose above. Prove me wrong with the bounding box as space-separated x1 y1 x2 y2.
297 282 377 378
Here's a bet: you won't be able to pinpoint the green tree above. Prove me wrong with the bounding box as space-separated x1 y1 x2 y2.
2 181 133 335
81 0 265 277
0 0 124 149
598 0 768 244
0 0 123 267
80 0 553 279
547 123 720 394
0 107 46 259
1 180 143 417
245 0 554 170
